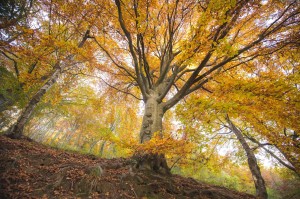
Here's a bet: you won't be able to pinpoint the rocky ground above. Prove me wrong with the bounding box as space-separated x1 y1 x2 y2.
0 136 255 199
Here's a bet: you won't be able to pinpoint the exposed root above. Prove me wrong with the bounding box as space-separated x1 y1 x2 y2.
133 153 171 175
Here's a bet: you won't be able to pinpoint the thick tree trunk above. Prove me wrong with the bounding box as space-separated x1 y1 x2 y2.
226 115 268 199
140 93 164 143
136 92 170 175
134 153 170 175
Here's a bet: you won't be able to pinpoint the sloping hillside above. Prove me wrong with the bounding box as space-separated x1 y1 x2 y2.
0 136 255 199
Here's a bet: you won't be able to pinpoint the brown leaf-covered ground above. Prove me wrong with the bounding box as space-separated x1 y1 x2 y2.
0 136 255 199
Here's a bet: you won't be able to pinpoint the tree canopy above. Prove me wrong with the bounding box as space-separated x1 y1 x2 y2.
0 0 299 198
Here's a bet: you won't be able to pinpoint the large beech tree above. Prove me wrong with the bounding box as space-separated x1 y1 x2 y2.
2 0 299 176
92 0 299 144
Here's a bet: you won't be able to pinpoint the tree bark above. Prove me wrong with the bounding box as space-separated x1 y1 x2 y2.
134 153 170 175
135 91 170 175
140 92 164 143
226 115 268 199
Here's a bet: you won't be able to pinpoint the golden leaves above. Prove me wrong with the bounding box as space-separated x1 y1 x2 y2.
132 132 193 157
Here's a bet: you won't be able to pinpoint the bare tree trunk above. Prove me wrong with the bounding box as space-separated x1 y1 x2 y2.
136 92 170 175
140 93 164 143
99 140 106 157
226 115 268 199
6 30 91 139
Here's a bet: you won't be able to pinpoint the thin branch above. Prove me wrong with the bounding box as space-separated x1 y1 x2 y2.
93 37 137 80
83 72 142 101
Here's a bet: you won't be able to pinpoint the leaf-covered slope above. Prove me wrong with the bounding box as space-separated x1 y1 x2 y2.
0 136 255 199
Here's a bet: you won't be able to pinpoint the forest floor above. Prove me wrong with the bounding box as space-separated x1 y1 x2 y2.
0 135 255 199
